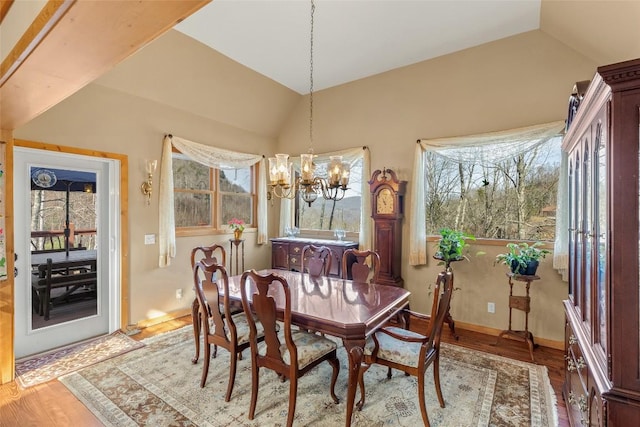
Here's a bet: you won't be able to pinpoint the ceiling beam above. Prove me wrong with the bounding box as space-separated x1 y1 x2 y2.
0 0 210 130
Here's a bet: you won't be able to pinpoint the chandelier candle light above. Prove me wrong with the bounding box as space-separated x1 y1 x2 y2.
268 0 350 207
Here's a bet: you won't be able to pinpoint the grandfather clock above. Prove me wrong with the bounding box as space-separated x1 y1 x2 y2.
369 168 407 287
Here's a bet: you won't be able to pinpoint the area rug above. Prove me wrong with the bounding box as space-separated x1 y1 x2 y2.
16 331 144 389
60 326 557 426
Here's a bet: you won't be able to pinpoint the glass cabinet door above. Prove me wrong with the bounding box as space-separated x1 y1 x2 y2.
583 137 592 327
595 121 607 354
568 158 575 298
574 151 583 311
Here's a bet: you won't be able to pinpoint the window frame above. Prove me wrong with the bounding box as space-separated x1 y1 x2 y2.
172 149 257 237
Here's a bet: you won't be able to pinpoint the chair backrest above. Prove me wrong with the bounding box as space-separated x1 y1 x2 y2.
190 244 227 269
302 245 332 277
240 269 296 371
424 269 454 352
341 249 380 284
193 260 235 343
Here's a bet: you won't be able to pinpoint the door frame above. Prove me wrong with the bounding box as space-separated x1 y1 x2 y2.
9 140 129 371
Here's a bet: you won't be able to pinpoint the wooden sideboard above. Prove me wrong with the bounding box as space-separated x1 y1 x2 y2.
270 237 358 278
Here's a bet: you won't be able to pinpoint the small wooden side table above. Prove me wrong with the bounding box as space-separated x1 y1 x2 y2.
229 238 245 276
496 273 540 361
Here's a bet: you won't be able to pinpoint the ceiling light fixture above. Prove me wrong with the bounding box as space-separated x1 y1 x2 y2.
268 0 350 207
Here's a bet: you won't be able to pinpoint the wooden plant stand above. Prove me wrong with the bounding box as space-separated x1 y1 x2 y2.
433 255 463 340
229 238 245 276
496 272 540 361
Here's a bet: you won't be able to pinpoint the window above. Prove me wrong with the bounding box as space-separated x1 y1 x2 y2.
172 153 255 231
297 157 363 232
424 136 562 241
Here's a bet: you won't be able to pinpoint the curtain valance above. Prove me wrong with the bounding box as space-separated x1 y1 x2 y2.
159 135 267 267
409 121 566 267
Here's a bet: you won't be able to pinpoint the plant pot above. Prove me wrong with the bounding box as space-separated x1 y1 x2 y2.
233 229 243 241
510 260 539 275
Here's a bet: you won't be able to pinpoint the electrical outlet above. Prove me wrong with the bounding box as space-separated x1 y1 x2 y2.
487 302 495 313
176 289 183 299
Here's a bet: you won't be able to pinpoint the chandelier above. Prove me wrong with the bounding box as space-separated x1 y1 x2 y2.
268 0 350 207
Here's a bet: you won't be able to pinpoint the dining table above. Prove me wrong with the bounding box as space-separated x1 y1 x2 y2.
223 269 411 427
31 249 97 270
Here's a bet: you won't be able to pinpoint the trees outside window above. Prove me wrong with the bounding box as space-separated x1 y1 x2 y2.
172 154 255 231
297 158 363 232
424 136 562 241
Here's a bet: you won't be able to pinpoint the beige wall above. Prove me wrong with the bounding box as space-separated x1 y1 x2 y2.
278 30 598 342
14 83 279 322
14 26 606 342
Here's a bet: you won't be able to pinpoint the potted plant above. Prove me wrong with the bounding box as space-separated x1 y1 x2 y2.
228 218 245 241
495 241 550 275
434 228 476 267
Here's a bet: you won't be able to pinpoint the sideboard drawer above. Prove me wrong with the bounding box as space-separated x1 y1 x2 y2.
270 237 358 278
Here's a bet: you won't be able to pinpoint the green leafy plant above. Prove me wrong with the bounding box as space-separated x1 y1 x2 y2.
495 241 550 275
434 228 476 265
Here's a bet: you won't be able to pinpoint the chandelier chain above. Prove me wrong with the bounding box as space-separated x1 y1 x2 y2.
309 0 315 152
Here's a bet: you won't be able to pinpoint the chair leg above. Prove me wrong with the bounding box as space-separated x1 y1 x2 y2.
248 365 259 420
225 349 238 402
387 366 392 379
356 363 371 410
433 357 445 408
191 298 200 364
328 356 340 404
286 376 298 427
418 369 431 427
200 343 210 388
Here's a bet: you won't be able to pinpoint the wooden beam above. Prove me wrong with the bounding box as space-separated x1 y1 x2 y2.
0 0 210 130
0 0 14 25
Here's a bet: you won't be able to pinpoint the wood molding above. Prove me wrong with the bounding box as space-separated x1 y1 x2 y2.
0 0 210 130
14 140 130 327
0 0 75 87
0 131 14 384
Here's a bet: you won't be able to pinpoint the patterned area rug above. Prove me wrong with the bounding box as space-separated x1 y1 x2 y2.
16 331 144 389
60 327 557 426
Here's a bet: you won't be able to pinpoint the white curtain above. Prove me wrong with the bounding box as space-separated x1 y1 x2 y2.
277 146 372 250
158 135 267 267
553 151 569 281
410 121 565 266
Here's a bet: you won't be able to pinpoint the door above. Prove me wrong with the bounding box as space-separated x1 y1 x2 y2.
14 147 120 358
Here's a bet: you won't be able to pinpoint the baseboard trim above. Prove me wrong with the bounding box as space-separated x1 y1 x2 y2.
454 320 564 351
135 308 192 330
409 317 564 351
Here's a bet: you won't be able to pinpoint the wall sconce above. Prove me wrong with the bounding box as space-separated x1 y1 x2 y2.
141 159 157 204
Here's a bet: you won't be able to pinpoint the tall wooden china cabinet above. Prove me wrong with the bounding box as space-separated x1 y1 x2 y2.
562 58 640 426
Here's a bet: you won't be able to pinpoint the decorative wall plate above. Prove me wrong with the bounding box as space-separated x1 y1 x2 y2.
32 169 57 188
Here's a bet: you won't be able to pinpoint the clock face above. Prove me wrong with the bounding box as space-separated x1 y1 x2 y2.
376 188 394 214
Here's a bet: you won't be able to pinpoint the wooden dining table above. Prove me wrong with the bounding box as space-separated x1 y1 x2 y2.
222 269 411 426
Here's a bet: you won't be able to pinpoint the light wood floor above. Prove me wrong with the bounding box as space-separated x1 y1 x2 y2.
0 316 568 426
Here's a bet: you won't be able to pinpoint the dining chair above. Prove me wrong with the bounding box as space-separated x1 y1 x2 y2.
341 248 380 283
193 259 266 401
190 244 227 364
240 269 340 427
357 269 454 427
301 244 333 277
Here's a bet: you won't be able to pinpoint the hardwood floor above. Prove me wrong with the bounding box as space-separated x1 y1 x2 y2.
0 316 569 426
